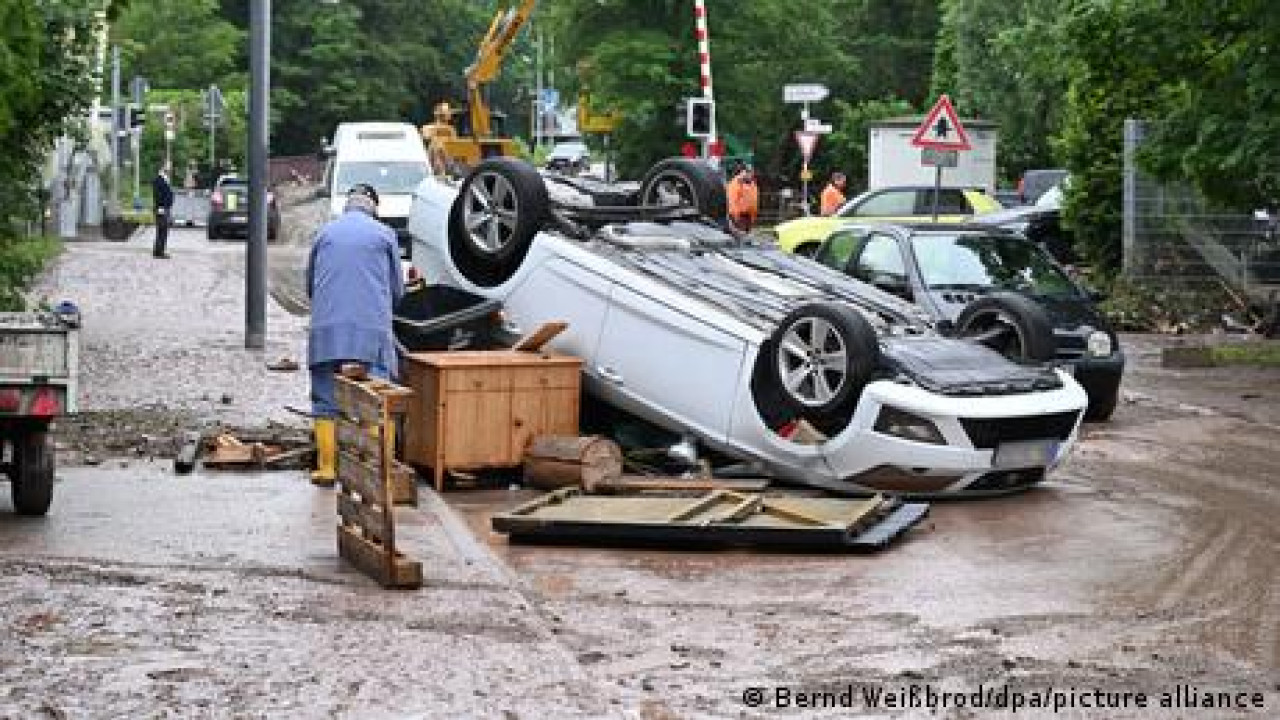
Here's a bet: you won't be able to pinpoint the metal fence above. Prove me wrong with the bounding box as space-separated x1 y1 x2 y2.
1123 119 1280 305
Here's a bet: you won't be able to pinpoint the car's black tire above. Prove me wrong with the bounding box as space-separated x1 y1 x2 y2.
1084 385 1119 422
638 158 728 220
955 292 1057 363
761 302 881 422
454 158 548 264
11 430 53 517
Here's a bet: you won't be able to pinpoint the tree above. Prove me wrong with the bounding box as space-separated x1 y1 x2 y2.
111 0 243 91
932 0 1071 180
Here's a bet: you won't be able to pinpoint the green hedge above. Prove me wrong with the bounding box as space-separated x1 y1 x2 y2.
0 236 62 311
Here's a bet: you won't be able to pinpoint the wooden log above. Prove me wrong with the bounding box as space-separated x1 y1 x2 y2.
522 435 622 491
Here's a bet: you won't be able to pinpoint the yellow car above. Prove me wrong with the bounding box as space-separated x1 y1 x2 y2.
772 186 1003 256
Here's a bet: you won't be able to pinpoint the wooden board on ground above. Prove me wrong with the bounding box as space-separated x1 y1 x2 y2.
491 487 929 552
588 475 772 494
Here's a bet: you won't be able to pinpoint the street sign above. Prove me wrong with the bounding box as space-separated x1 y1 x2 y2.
803 118 833 134
794 130 819 162
783 83 829 104
921 147 958 167
910 94 971 151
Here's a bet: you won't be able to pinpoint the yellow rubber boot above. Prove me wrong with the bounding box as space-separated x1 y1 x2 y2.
310 418 338 486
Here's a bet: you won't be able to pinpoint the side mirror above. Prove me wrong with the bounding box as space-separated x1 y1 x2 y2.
316 140 335 160
314 185 330 200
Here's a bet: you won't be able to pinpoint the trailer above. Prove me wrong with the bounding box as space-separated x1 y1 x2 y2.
868 116 999 194
0 310 79 516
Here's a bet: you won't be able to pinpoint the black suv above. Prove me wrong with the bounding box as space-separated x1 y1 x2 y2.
815 223 1124 420
206 175 280 240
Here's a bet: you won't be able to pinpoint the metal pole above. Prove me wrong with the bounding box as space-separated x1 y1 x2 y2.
132 128 141 207
246 0 270 349
932 164 942 222
693 0 717 161
109 46 120 217
533 28 541 150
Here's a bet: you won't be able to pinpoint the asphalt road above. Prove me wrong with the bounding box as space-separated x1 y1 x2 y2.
0 226 1276 718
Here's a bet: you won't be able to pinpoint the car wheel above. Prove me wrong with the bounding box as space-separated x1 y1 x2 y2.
454 157 548 264
762 302 880 422
11 429 54 516
207 225 218 241
955 292 1056 362
448 159 547 288
638 158 728 220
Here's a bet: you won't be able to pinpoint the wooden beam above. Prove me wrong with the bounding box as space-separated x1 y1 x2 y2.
337 525 422 589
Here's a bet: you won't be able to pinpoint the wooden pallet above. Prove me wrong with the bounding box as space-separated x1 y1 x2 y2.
334 372 421 589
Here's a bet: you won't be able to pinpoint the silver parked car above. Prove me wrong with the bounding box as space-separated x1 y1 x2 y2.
406 158 1088 496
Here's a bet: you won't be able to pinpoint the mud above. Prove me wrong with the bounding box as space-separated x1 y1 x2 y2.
3 229 1278 717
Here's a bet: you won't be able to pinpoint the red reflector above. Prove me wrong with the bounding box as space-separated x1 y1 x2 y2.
0 389 20 412
29 388 60 417
406 265 421 282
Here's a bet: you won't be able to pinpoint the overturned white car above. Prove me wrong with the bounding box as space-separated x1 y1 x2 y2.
406 158 1088 496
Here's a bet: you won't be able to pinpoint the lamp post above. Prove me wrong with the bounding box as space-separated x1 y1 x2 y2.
246 0 270 349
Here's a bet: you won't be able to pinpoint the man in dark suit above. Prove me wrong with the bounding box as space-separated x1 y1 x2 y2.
152 163 174 258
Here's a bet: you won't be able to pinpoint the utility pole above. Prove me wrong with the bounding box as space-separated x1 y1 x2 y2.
109 46 120 217
692 0 718 161
246 0 269 349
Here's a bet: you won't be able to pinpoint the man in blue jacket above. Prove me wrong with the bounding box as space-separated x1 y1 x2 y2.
306 184 403 485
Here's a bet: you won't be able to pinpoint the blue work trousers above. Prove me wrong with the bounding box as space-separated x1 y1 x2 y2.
310 359 391 418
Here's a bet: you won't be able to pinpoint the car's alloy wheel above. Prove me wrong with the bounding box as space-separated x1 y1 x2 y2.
778 316 851 407
638 158 727 220
463 170 521 257
448 158 548 287
760 302 880 423
955 292 1056 363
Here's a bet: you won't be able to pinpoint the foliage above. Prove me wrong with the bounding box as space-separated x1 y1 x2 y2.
110 0 244 90
931 0 1071 181
0 237 61 311
1133 0 1280 210
0 0 106 239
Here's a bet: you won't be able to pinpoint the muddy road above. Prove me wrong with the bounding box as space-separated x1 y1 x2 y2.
1 227 1276 718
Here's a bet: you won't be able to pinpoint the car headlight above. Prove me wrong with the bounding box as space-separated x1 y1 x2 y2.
1087 330 1113 357
873 406 945 445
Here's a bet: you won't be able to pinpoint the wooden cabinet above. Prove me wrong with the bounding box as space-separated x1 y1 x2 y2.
400 351 582 490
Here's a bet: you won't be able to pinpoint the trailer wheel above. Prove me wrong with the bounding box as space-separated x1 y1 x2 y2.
448 158 548 287
757 302 880 424
638 158 728 220
955 292 1057 363
11 430 53 516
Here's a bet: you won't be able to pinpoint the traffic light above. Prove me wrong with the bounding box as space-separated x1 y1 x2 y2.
686 98 713 138
129 106 146 130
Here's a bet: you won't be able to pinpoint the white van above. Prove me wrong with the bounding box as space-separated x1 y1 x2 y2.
322 122 431 254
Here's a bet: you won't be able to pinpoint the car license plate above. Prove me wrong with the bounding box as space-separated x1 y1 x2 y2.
230 214 246 223
993 439 1057 468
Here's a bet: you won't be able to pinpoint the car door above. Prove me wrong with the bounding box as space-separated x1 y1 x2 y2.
847 232 913 301
845 188 917 219
593 285 747 444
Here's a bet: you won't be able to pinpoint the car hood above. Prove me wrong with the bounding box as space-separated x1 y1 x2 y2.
970 205 1056 226
773 216 843 249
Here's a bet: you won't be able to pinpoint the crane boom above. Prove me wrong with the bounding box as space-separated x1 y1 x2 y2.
465 0 537 138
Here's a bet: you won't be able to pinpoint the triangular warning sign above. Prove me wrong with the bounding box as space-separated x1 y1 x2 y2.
911 94 971 151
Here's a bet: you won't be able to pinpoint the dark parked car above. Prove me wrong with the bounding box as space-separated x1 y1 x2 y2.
815 223 1124 421
207 175 280 240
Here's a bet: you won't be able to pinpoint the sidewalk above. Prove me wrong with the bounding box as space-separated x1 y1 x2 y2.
33 226 311 450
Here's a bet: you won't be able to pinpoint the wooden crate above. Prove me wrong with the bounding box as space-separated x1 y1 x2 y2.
401 350 582 491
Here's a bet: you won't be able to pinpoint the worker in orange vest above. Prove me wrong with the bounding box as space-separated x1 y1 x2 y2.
820 171 847 215
726 165 759 231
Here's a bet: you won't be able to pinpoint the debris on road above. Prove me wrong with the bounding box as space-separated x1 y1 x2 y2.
334 369 421 589
173 431 202 474
492 486 928 551
523 435 623 491
266 357 300 372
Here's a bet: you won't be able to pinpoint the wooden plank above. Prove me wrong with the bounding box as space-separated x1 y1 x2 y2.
589 476 771 494
337 492 390 545
512 321 568 352
337 525 422 589
337 449 387 505
666 491 733 523
336 418 383 457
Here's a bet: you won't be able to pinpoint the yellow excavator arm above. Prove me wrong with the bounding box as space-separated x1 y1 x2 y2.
465 0 537 138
